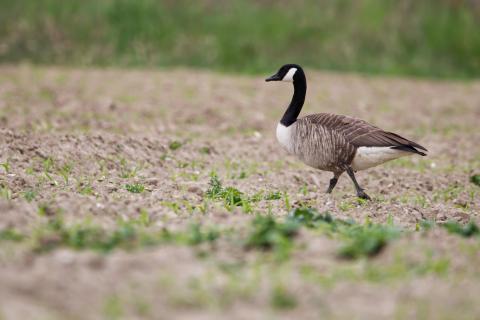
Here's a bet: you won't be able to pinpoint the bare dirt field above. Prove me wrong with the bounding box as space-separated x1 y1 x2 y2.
0 65 479 320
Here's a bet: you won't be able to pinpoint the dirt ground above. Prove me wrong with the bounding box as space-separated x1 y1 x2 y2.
0 65 479 320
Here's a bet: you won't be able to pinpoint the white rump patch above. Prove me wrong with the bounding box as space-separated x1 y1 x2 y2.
282 68 297 82
351 147 410 171
276 122 294 153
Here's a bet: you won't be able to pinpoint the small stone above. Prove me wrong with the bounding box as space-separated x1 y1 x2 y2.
146 177 160 186
412 209 424 222
436 212 447 221
453 211 470 223
187 186 203 196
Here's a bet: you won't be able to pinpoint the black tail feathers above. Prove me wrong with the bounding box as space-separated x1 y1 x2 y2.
391 145 427 156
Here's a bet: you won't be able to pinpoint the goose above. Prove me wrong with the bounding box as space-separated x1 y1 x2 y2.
266 64 427 200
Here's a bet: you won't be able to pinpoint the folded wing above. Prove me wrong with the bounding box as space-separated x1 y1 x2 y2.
302 113 428 156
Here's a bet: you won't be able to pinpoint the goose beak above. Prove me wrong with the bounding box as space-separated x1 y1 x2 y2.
265 73 282 82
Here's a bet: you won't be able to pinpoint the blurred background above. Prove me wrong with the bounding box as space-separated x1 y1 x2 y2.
1 0 479 78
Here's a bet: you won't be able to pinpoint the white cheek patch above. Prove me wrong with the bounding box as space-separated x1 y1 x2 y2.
282 68 297 82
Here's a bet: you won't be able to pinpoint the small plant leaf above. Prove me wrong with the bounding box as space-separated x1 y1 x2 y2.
470 174 480 187
442 220 479 237
125 183 145 193
169 141 182 151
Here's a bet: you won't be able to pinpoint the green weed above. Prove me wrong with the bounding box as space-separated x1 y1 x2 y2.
206 173 222 197
0 228 25 242
299 184 309 196
160 201 181 214
418 219 479 238
417 220 435 231
77 180 94 195
42 157 58 185
125 183 145 194
271 284 297 310
132 297 151 317
470 174 480 187
339 200 356 212
42 157 54 172
37 203 57 217
169 141 182 151
0 161 11 174
136 209 151 227
288 208 352 231
433 184 463 203
103 295 124 320
25 166 35 175
0 185 12 200
31 215 220 253
287 207 322 227
119 158 140 179
205 174 249 209
184 223 220 246
23 189 36 202
58 163 73 185
338 223 400 259
442 221 479 237
79 185 94 195
264 191 282 200
288 207 400 259
199 146 211 155
245 215 299 260
283 192 291 211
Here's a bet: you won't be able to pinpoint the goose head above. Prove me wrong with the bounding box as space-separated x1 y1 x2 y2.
266 64 303 83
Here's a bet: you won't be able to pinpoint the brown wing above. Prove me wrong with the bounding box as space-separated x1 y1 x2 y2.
301 113 428 156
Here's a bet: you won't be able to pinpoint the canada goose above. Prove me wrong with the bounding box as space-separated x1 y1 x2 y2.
266 64 427 200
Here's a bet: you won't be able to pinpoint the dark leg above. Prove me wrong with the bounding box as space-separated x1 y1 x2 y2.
345 167 371 200
326 172 342 194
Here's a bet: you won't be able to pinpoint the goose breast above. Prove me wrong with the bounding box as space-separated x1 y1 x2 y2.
276 120 355 172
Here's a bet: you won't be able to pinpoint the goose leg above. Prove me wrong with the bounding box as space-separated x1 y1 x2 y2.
326 171 342 194
345 167 371 200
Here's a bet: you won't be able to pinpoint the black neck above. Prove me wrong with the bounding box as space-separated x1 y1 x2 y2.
280 71 306 127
